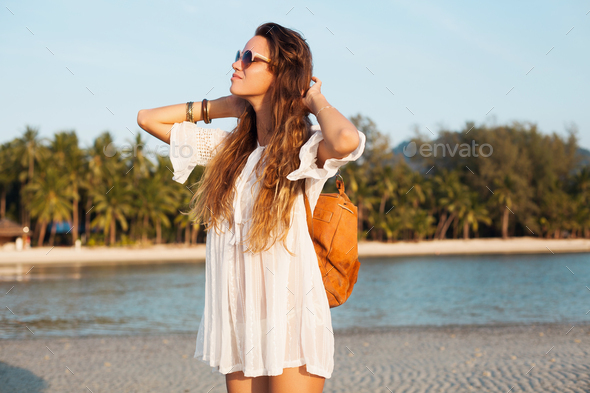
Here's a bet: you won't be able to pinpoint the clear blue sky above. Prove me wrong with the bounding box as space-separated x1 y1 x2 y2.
2 0 590 153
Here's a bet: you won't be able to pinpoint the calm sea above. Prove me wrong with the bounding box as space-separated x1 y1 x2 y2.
1 253 589 339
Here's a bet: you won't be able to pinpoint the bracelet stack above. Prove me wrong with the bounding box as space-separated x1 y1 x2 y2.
185 99 212 124
188 101 331 122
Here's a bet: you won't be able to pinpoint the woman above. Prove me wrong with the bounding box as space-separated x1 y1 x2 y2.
137 22 366 393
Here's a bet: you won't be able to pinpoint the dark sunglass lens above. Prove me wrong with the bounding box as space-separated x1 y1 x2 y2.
243 50 253 67
235 50 240 62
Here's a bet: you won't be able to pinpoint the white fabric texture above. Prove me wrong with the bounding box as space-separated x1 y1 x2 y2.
169 121 230 183
169 122 366 378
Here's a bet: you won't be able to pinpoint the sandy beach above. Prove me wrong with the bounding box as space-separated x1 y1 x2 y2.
1 322 588 392
1 237 589 273
3 236 589 392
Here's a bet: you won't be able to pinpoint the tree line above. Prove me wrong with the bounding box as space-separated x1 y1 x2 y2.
1 114 589 247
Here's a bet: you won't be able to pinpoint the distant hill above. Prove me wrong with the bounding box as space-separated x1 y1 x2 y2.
578 146 590 167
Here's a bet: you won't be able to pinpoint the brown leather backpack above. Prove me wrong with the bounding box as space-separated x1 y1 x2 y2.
302 174 361 308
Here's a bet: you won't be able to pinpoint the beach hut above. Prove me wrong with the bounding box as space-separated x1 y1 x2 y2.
0 218 31 246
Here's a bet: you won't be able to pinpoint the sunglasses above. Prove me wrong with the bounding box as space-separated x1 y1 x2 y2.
235 49 271 69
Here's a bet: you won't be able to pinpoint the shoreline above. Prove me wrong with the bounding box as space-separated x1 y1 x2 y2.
5 320 590 342
2 321 589 392
0 237 589 273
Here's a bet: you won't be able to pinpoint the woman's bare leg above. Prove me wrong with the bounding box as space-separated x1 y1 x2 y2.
268 365 325 393
225 370 269 393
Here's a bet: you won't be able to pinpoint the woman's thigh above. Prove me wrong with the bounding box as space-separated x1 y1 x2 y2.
225 370 269 393
269 365 325 393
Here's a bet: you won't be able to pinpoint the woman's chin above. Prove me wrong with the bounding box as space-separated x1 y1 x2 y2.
230 88 244 97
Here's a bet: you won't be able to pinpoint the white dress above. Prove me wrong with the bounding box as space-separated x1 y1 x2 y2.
168 121 366 379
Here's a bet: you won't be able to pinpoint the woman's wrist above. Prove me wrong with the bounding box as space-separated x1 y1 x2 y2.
207 97 234 120
309 93 329 115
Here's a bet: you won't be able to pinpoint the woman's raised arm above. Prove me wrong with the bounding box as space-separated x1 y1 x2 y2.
137 96 242 144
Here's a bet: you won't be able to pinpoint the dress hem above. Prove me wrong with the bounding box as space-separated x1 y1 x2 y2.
194 354 332 379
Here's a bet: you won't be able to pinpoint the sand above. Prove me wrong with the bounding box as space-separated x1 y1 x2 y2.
1 322 589 392
3 239 589 391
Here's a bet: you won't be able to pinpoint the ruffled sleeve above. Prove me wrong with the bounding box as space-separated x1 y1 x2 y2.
286 125 366 181
169 121 230 184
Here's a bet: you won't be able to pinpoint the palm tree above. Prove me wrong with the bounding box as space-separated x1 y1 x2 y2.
0 143 18 219
11 126 50 227
84 132 118 243
538 184 573 239
125 132 155 187
348 113 394 240
378 163 412 241
568 195 588 239
411 208 436 240
135 157 178 244
90 169 134 246
123 133 156 241
367 165 397 241
50 131 87 245
489 174 519 239
460 192 492 239
174 210 193 244
26 162 72 246
400 170 434 239
433 169 470 239
340 163 373 240
570 167 590 238
172 168 206 245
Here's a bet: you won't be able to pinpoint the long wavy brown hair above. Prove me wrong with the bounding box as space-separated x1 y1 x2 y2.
183 22 315 256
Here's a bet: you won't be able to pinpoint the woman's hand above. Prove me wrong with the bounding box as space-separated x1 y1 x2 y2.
302 76 323 113
225 94 249 118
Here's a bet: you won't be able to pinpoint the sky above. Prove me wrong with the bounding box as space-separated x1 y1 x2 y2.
2 0 590 156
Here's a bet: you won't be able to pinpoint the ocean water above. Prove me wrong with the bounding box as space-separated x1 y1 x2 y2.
1 252 589 339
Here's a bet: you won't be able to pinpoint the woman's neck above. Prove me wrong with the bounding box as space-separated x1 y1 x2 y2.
255 115 272 146
250 94 273 146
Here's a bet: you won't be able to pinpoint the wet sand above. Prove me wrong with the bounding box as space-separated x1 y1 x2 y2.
1 322 589 392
